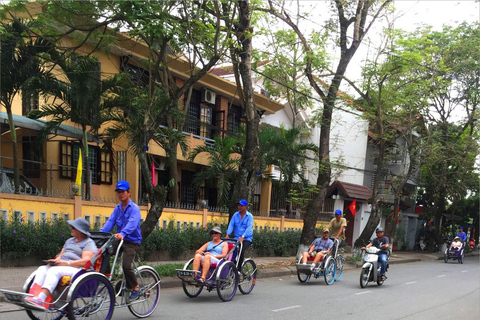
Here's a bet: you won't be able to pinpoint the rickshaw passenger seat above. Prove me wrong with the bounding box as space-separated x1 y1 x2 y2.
208 242 236 269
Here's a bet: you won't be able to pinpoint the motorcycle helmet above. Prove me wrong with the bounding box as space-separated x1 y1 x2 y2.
376 227 384 233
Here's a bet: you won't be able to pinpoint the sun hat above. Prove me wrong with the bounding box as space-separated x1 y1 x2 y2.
68 217 91 237
237 199 248 206
454 236 461 240
209 226 222 235
335 209 342 215
115 180 130 191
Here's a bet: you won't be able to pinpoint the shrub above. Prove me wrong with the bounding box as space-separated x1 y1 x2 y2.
0 218 70 259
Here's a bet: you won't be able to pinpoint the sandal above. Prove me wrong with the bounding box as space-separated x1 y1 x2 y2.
381 275 387 281
197 277 205 284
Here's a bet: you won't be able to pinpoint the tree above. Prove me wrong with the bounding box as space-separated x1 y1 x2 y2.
188 135 243 208
0 18 56 193
261 0 393 246
16 0 239 239
408 23 479 250
29 55 126 199
260 124 317 215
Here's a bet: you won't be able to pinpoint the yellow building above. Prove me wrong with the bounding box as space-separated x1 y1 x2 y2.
0 3 326 231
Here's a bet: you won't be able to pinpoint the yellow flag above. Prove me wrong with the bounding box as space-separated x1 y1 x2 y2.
75 149 83 187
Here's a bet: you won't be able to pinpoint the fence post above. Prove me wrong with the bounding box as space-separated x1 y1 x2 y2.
202 207 208 228
74 195 82 219
280 214 285 232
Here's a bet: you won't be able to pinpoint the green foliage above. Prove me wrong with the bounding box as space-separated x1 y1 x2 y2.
151 263 184 278
251 229 301 257
0 218 71 259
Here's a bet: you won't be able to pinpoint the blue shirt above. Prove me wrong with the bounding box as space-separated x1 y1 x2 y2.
206 241 225 256
456 231 467 242
312 237 333 251
371 236 389 255
101 199 142 244
226 211 254 242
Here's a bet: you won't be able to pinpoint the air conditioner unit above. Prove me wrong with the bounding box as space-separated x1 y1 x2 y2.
201 89 216 104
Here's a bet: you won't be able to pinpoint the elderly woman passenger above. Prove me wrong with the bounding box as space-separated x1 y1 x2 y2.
192 226 228 284
25 217 97 309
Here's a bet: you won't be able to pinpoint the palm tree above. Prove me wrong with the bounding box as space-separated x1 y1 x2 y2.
0 19 57 193
103 83 189 239
188 135 243 208
259 124 318 216
29 55 126 199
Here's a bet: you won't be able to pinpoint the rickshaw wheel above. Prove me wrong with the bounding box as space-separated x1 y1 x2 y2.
335 255 344 281
297 270 310 283
181 259 203 298
444 252 448 263
216 261 238 302
25 278 65 320
67 273 114 320
239 259 256 294
323 257 336 285
128 267 161 318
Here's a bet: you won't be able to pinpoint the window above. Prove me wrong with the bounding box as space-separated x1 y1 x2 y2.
84 215 91 223
1 209 8 221
60 142 112 185
176 221 181 230
200 105 214 139
94 215 101 230
163 220 168 230
190 222 194 228
13 210 22 222
227 104 242 134
196 222 200 229
104 216 109 224
63 213 70 220
120 59 150 86
27 211 35 223
22 91 39 116
39 212 47 222
51 212 59 221
22 136 40 178
183 221 188 229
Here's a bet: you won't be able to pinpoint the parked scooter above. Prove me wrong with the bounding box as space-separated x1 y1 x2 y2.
359 247 389 288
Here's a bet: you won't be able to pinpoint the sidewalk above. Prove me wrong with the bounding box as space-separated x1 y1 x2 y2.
0 251 464 313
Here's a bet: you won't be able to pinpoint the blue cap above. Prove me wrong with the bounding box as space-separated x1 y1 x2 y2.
376 227 384 232
460 226 463 229
335 209 342 215
237 199 248 206
115 180 130 191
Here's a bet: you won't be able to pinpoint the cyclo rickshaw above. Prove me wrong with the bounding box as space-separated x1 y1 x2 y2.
444 241 465 264
295 238 344 285
176 238 256 302
0 231 161 320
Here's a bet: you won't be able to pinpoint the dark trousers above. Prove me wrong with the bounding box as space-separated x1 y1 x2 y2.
237 240 251 271
121 241 140 290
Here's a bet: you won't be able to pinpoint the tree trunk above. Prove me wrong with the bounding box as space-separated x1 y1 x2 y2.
229 1 259 220
6 106 20 193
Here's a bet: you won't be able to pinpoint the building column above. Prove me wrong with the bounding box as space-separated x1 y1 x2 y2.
259 179 272 216
74 195 82 219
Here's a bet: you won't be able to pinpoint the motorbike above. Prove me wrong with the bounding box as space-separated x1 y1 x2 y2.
359 247 389 288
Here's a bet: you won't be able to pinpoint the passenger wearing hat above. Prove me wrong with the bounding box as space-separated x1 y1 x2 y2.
192 226 228 284
25 217 97 309
456 227 467 243
225 199 254 272
301 229 334 271
100 180 142 299
364 227 390 281
328 209 347 243
450 236 462 251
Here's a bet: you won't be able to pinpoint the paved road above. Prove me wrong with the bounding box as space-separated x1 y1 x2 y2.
2 256 478 320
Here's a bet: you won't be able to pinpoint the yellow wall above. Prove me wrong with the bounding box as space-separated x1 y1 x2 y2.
0 195 325 232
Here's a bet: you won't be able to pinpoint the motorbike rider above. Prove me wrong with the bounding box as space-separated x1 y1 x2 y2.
364 227 389 281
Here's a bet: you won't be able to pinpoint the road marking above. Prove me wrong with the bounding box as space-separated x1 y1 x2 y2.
405 281 417 285
356 291 371 295
461 270 468 273
272 305 302 312
438 275 446 277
